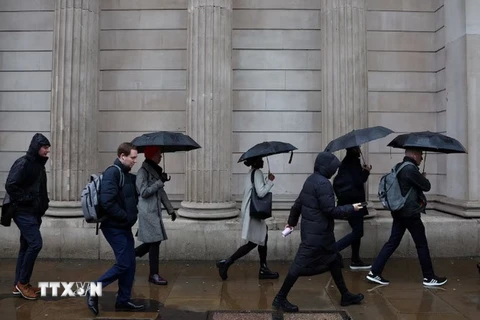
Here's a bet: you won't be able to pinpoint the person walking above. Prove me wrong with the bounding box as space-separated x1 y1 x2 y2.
366 148 447 287
5 133 51 300
134 146 177 285
272 152 365 312
333 146 372 270
216 156 279 280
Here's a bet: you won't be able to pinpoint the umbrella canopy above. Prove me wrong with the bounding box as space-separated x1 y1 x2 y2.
324 126 394 153
131 131 201 153
387 131 467 154
237 141 297 163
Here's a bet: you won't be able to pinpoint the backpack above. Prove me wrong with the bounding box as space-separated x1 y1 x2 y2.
81 165 124 233
378 162 414 211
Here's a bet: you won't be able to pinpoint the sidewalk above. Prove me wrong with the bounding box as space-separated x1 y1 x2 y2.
0 258 478 319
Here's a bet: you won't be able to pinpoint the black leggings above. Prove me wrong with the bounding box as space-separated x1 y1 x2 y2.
135 241 161 275
278 258 348 298
229 230 268 265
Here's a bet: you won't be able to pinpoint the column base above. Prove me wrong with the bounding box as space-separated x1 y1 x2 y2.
177 201 239 219
45 201 83 218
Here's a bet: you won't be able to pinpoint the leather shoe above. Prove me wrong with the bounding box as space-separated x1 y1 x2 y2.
86 289 99 315
149 274 168 285
115 301 146 312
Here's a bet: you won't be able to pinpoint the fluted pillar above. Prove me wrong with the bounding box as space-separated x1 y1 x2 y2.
178 0 238 219
48 0 99 216
321 0 368 154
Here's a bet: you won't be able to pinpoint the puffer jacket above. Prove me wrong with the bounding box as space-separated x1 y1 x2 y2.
287 152 356 276
5 133 50 216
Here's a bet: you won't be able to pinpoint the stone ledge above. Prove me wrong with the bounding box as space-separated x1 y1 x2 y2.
0 210 478 260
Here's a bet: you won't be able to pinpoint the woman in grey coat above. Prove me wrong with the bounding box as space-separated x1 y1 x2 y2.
216 157 279 280
134 146 176 285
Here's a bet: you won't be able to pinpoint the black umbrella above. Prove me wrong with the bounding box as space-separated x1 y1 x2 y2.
387 131 467 154
324 126 394 153
131 131 201 153
132 131 201 181
237 141 297 164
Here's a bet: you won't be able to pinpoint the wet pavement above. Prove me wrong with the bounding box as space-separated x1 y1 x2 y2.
0 258 478 319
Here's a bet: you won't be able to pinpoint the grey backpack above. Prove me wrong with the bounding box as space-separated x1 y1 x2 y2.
81 165 124 226
378 162 414 211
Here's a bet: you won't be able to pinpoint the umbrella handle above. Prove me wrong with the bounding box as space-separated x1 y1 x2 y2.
288 151 294 164
266 157 271 174
422 152 427 173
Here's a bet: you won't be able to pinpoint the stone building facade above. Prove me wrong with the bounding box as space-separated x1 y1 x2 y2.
0 0 479 259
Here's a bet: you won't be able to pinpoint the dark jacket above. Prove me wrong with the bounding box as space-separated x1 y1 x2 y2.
287 152 355 276
333 153 369 216
392 156 431 219
5 133 50 216
99 159 139 230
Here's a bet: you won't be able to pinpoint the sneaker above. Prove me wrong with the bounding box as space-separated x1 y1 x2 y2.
350 260 371 270
15 283 38 300
12 286 20 296
423 276 447 287
13 283 40 296
366 271 390 285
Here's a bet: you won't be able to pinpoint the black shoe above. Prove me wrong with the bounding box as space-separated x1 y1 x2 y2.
423 276 447 287
149 274 168 285
259 264 279 280
115 301 146 312
216 259 232 281
350 260 371 270
86 289 99 316
366 271 390 285
272 295 299 312
341 292 364 306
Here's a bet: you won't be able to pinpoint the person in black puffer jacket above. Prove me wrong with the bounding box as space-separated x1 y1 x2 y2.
272 152 365 313
5 133 50 300
333 146 372 270
87 142 145 316
366 148 447 287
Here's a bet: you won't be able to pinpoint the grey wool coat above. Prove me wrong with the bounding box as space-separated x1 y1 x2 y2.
241 168 274 246
136 160 175 243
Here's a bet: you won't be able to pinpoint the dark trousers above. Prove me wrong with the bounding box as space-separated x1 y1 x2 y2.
13 214 43 285
229 227 268 265
278 257 348 298
335 214 364 261
97 227 135 304
135 241 161 275
372 217 434 279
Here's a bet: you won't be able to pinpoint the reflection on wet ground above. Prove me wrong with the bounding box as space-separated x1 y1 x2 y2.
0 258 478 319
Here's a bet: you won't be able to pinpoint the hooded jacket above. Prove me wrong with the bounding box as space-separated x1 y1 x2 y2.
287 152 355 276
5 133 50 216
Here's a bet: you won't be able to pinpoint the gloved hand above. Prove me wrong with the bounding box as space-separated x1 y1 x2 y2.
160 172 171 182
169 211 177 221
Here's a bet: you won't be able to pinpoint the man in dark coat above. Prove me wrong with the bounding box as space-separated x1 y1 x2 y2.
86 142 145 315
366 148 447 287
333 146 371 269
272 152 365 313
5 133 50 300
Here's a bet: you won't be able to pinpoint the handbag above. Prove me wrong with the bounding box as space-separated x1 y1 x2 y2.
1 193 16 227
249 170 272 220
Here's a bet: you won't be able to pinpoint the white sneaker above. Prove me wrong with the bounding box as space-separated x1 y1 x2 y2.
423 276 447 287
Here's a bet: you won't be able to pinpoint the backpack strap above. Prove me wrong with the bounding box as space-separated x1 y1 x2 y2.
111 165 125 188
393 161 415 199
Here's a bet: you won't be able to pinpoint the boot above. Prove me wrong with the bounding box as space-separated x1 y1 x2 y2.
340 292 364 306
216 258 233 280
272 295 299 312
259 263 279 279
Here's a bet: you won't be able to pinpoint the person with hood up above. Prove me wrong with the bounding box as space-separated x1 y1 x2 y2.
272 152 365 312
333 146 372 270
216 156 279 281
5 133 51 300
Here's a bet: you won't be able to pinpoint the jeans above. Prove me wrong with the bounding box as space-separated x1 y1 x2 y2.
371 217 434 279
97 227 136 304
14 214 43 285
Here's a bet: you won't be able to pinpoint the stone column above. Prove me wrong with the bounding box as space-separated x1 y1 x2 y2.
321 0 368 154
48 0 100 217
177 0 238 219
439 0 480 217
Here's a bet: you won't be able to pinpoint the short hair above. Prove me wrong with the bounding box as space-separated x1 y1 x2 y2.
117 142 137 157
